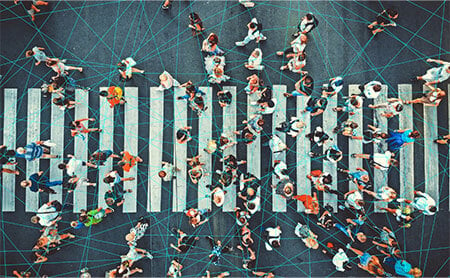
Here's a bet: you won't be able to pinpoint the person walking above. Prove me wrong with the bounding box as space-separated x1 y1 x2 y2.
293 13 319 37
21 171 63 194
235 18 267 46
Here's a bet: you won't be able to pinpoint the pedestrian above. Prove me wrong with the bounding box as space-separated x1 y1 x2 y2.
70 118 102 138
157 71 180 91
46 58 83 77
159 161 180 182
271 178 295 200
305 126 331 147
360 80 382 99
369 98 403 118
414 58 450 85
105 186 132 210
126 217 149 246
167 258 183 277
118 151 142 172
21 171 63 194
103 170 135 186
25 46 49 65
161 0 172 9
293 13 319 37
360 124 388 144
404 83 446 106
53 95 78 110
275 117 306 138
117 57 144 81
245 74 261 95
380 204 414 228
176 126 192 144
322 76 344 97
15 0 49 21
88 149 119 166
245 48 264 70
279 52 306 73
208 63 230 84
285 74 314 97
63 176 96 193
217 90 232 107
361 185 397 203
317 204 335 230
99 86 126 108
383 257 422 278
397 191 437 216
352 151 398 171
385 129 420 152
238 0 255 8
30 201 62 227
333 120 362 140
307 169 338 194
58 154 97 176
264 226 282 251
234 126 257 145
235 18 267 46
170 229 199 253
267 134 288 154
71 207 113 228
188 12 204 36
207 236 234 265
338 167 371 189
0 145 19 175
184 208 209 228
187 155 205 185
202 33 225 56
346 245 385 276
120 245 153 266
333 94 363 115
293 192 319 215
367 9 398 35
108 262 142 278
276 33 307 57
372 226 400 257
16 140 59 161
294 222 319 249
342 189 365 213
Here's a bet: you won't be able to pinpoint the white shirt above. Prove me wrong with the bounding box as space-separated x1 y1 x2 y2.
37 204 59 227
373 151 392 170
247 195 260 214
274 161 289 180
161 163 175 182
67 158 83 176
345 191 363 210
330 76 344 95
247 18 260 38
376 186 395 201
413 192 436 215
333 249 349 272
212 187 225 207
266 227 282 238
363 81 382 99
269 135 286 153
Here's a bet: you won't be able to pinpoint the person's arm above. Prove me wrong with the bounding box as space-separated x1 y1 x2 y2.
426 58 447 65
311 109 324 117
197 218 208 226
344 190 356 198
387 98 401 103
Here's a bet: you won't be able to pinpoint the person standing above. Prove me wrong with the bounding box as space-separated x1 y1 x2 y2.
25 46 49 65
292 13 319 37
367 9 398 35
235 18 267 46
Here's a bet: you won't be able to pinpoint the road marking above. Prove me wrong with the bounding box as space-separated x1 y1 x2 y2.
348 85 363 192
198 86 213 210
296 96 310 212
73 89 88 212
148 87 164 212
2 89 17 212
123 87 139 213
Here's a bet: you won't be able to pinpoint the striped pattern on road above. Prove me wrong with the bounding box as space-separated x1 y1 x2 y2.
1 84 447 213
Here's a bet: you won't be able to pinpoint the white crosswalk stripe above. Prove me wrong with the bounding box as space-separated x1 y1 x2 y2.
2 89 17 212
1 84 447 213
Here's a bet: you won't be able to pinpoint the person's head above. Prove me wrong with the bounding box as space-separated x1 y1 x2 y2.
220 135 229 146
361 175 370 183
158 170 167 178
267 100 275 108
71 120 81 128
356 199 365 207
306 13 313 21
26 50 34 57
317 98 326 106
373 84 382 92
390 159 399 167
125 233 135 242
304 75 313 84
386 9 398 19
99 90 108 97
16 147 25 154
272 240 280 248
252 49 260 57
36 237 48 248
247 187 255 196
297 52 306 61
105 198 114 206
306 237 319 249
300 34 308 43
395 103 404 112
380 132 389 139
46 60 57 67
208 33 218 44
20 180 32 188
409 130 420 139
244 132 254 140
213 66 223 76
189 12 199 21
409 267 422 278
429 206 437 213
323 175 332 185
284 184 293 195
257 118 265 126
350 97 360 107
31 216 40 224
350 122 359 129
249 22 256 29
356 232 367 242
103 176 115 184
58 163 67 170
247 202 256 210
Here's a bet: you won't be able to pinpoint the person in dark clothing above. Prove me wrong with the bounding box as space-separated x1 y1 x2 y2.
170 229 199 253
367 9 398 35
20 171 62 194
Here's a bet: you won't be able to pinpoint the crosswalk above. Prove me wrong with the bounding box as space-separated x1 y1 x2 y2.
0 84 448 213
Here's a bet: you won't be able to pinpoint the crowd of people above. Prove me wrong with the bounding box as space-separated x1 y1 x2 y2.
6 1 450 277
